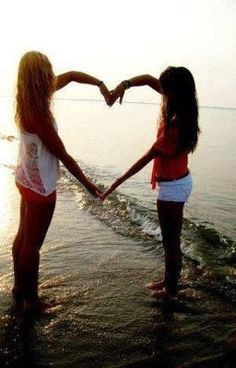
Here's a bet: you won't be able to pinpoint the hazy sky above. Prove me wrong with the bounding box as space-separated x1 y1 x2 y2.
0 0 235 108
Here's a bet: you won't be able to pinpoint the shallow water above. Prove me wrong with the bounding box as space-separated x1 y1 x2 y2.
0 98 235 367
0 175 235 368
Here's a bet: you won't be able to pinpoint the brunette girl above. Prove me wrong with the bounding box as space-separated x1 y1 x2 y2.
102 67 200 299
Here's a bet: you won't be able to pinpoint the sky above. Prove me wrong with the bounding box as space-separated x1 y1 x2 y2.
0 0 235 108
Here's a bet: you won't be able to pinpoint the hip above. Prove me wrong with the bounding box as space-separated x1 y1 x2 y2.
16 182 56 202
156 173 193 203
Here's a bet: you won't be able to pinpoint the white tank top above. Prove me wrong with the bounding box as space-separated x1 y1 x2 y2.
15 124 60 196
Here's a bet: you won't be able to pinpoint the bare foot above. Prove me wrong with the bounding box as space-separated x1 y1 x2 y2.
150 289 176 299
145 280 164 291
23 298 54 314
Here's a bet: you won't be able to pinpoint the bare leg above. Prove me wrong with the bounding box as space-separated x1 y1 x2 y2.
19 198 56 311
152 200 184 298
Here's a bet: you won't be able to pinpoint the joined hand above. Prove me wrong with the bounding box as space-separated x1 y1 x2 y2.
99 82 126 107
108 83 125 106
96 188 111 201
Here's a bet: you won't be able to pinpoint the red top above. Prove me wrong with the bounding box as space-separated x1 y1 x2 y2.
151 121 188 189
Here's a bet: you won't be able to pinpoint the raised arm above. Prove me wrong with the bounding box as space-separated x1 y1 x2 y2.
101 144 159 200
54 71 110 103
35 119 101 197
125 74 161 92
110 74 161 105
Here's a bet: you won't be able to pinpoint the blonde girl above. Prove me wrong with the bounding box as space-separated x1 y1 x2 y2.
13 51 109 312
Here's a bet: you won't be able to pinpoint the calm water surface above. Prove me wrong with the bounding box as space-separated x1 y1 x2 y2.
0 98 235 368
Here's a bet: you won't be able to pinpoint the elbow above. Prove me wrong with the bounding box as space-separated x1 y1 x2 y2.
68 71 76 83
49 145 69 162
58 150 71 164
150 146 160 159
146 74 153 83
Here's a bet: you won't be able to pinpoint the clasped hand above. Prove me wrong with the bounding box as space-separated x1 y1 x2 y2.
99 82 126 107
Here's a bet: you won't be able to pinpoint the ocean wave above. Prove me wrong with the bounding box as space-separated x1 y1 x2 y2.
60 168 235 251
60 169 162 243
59 167 236 304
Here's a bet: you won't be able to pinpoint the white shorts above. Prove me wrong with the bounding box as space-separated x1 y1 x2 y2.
157 173 193 203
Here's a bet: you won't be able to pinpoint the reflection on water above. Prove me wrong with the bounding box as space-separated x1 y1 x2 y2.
0 165 14 235
0 307 44 368
0 98 236 368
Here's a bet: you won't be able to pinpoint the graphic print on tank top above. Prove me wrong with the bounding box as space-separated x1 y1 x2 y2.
16 141 46 194
15 123 60 196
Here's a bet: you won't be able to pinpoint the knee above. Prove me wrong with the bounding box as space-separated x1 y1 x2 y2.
162 234 181 251
24 236 44 252
12 234 24 253
19 236 43 257
36 238 44 250
31 235 46 250
20 244 40 263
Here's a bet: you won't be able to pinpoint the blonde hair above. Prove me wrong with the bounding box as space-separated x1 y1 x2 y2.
15 51 55 127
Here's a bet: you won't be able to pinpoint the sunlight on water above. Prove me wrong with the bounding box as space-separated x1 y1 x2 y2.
0 98 235 368
0 166 14 234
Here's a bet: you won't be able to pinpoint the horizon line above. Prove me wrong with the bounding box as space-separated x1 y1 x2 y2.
0 95 235 111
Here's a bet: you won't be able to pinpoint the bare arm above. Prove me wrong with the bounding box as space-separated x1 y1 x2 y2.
54 71 102 90
110 74 161 105
101 144 159 200
54 71 110 103
126 74 161 92
36 119 101 196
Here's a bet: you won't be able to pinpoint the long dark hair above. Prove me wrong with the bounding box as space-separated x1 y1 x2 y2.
159 66 200 153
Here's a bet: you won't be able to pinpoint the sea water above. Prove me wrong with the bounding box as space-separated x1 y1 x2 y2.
0 97 235 367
